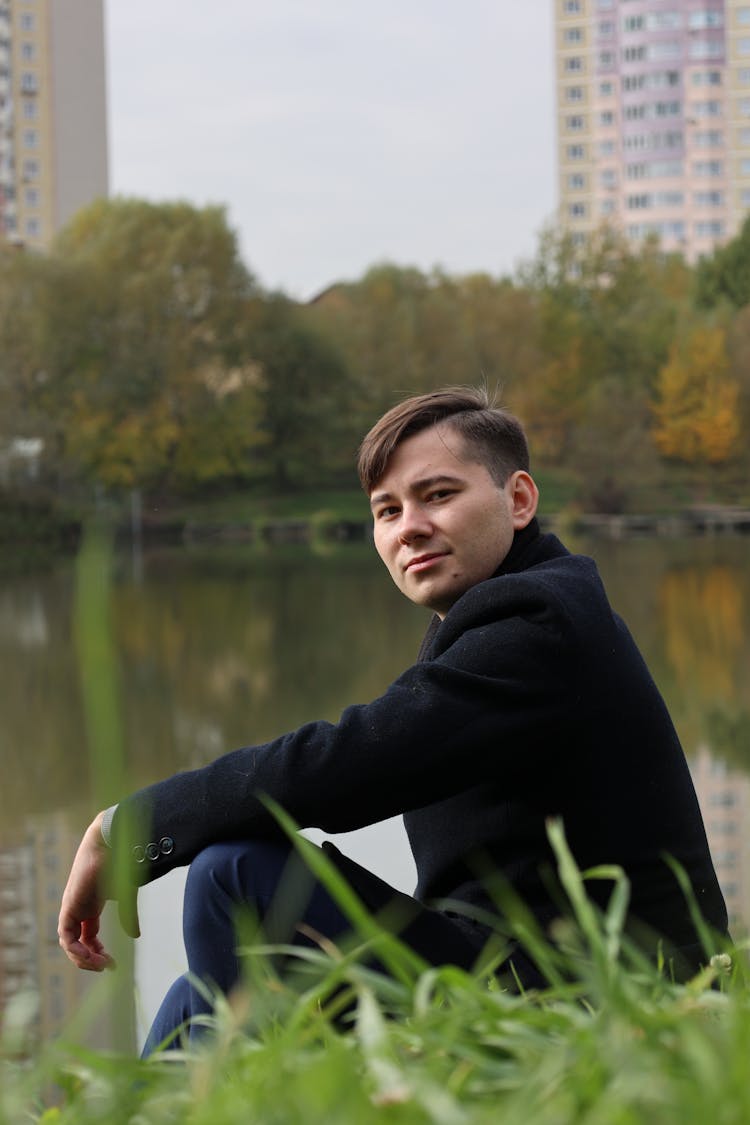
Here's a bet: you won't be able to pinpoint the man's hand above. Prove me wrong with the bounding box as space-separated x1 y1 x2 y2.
58 811 140 971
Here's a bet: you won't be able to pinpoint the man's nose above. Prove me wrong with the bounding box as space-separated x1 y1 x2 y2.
398 503 432 544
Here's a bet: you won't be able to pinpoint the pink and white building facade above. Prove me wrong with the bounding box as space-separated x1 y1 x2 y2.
556 0 750 259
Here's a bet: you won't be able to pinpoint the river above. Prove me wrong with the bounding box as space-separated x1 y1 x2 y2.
1 529 748 1049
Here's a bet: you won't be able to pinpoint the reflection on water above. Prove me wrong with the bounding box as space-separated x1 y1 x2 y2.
1 533 749 1044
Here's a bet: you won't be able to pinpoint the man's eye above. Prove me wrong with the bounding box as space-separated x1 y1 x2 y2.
377 506 399 519
427 490 452 502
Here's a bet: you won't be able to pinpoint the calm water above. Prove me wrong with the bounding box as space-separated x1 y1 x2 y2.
2 531 749 1048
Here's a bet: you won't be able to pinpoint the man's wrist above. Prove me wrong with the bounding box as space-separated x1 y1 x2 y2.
99 805 117 848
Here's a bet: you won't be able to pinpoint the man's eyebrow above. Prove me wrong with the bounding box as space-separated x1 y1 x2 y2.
370 474 465 508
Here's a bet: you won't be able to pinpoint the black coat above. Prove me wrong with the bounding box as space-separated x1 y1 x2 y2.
111 522 727 954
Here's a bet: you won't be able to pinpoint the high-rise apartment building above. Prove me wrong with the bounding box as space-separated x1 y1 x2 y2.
0 0 108 250
555 0 750 260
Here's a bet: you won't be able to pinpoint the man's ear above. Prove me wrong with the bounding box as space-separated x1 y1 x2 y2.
509 471 539 530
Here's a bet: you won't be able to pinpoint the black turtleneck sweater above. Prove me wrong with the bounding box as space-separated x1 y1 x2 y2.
111 521 727 954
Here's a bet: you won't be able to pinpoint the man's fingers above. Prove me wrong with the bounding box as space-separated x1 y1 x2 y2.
59 922 115 972
63 941 115 972
117 887 141 939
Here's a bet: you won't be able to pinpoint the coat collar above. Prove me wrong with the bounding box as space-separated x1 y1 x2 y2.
417 518 558 661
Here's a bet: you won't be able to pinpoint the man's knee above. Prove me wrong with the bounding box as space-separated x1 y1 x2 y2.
185 838 295 908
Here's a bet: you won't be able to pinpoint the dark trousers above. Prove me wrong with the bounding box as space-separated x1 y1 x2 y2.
141 838 488 1055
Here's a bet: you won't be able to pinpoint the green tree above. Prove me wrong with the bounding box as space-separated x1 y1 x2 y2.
0 245 58 482
43 198 263 493
695 214 750 310
249 295 358 491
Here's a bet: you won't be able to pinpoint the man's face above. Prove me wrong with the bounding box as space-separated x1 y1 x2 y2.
370 424 537 618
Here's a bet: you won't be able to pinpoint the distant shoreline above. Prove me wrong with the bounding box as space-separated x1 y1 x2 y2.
3 504 750 555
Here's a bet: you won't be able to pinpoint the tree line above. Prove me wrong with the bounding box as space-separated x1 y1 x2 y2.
1 197 749 513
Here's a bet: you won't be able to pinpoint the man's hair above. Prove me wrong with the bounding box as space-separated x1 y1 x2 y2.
357 386 530 493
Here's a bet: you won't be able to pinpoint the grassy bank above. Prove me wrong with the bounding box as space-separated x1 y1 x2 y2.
4 466 750 555
3 823 745 1125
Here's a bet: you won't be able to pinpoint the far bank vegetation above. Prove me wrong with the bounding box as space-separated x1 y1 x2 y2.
2 198 750 521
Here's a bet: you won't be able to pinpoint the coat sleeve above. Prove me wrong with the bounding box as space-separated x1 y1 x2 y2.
110 578 582 886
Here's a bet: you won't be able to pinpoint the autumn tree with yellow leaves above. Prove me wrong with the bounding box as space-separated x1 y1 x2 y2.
652 324 740 467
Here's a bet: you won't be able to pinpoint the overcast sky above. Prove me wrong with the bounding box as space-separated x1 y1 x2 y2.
104 2 556 300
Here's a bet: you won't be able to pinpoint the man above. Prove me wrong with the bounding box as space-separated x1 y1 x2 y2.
59 387 728 1048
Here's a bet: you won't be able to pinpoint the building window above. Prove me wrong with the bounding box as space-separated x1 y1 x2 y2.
709 790 736 807
568 172 586 189
623 46 646 63
599 20 614 36
599 110 615 126
738 38 750 55
20 71 37 92
564 0 582 12
693 159 723 176
624 130 684 151
742 158 750 175
569 202 586 218
691 100 722 117
565 56 584 72
695 221 725 237
601 199 616 215
650 42 682 61
693 129 723 147
694 190 724 206
599 51 615 67
739 8 750 25
24 187 38 207
597 0 614 8
625 159 683 179
564 27 583 43
623 71 681 92
20 12 35 30
599 80 614 96
25 217 40 238
627 220 685 239
625 101 681 121
742 188 750 205
647 11 682 30
689 11 723 29
22 158 39 179
565 85 584 101
22 99 37 119
599 139 615 156
566 143 585 159
739 127 750 145
739 68 750 84
566 114 585 130
739 98 750 116
20 41 35 60
692 71 722 86
656 191 684 206
623 15 643 32
22 128 37 148
689 40 724 59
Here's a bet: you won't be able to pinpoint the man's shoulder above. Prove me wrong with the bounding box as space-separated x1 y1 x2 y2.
431 543 612 656
486 534 606 608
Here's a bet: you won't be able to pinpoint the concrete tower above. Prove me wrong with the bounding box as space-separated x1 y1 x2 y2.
0 0 108 249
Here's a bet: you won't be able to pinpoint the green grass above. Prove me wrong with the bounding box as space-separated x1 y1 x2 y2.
3 819 746 1125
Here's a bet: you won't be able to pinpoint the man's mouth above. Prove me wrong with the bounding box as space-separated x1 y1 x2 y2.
404 552 446 573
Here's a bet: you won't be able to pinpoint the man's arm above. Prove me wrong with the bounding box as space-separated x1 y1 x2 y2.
58 810 140 971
